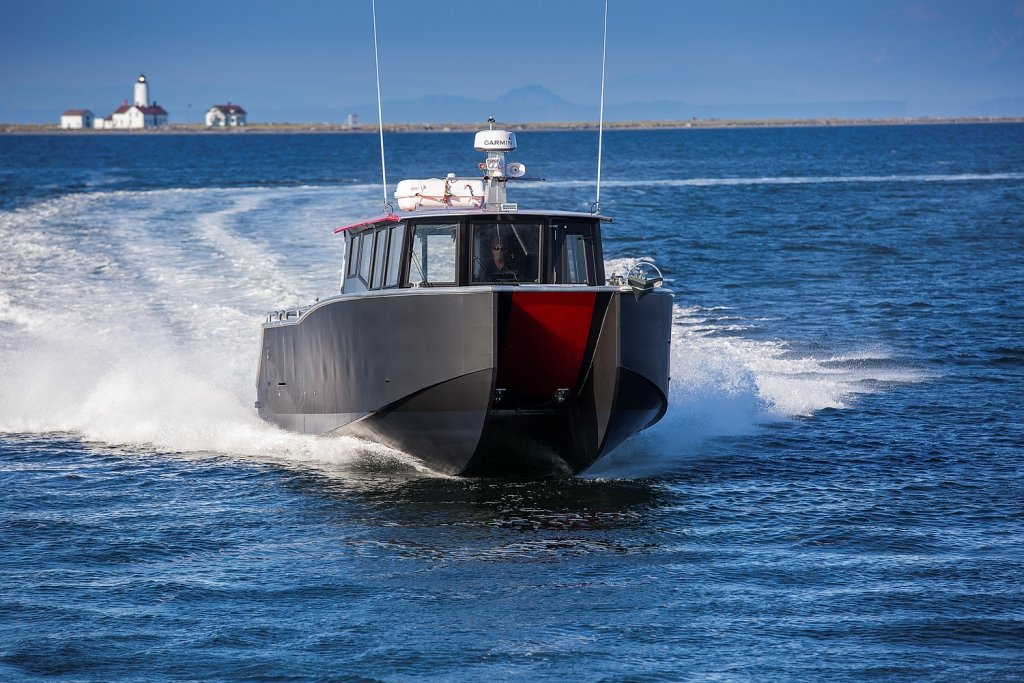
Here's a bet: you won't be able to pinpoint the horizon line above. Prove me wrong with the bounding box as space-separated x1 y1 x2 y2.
4 116 1024 134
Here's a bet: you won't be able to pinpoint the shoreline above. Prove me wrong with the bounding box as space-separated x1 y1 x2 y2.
2 116 1022 135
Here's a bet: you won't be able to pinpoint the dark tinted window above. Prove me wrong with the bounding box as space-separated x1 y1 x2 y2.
471 222 541 283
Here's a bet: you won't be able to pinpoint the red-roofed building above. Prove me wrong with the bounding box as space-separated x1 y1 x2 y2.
109 99 169 129
206 103 247 127
96 74 169 129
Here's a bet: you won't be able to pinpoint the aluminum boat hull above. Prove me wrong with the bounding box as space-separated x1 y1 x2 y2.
256 286 672 476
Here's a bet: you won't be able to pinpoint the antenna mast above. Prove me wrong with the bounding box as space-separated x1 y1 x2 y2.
371 0 390 212
594 0 609 214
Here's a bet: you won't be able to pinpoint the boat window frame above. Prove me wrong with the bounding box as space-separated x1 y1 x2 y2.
405 221 460 287
560 232 588 284
383 223 406 289
548 218 604 286
389 214 606 288
346 232 362 278
358 230 375 285
370 226 388 290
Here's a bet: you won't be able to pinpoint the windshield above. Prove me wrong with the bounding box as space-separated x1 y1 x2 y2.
472 222 541 283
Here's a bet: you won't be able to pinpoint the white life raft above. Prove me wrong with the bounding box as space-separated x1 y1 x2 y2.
394 176 485 211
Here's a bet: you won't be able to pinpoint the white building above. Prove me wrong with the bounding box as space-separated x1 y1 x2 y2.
109 101 169 129
60 109 95 129
206 103 247 127
106 74 169 129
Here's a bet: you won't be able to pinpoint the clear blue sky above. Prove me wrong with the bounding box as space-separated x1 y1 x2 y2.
2 0 1022 123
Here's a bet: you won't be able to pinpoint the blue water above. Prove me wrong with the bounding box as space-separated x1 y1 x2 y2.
1 125 1022 681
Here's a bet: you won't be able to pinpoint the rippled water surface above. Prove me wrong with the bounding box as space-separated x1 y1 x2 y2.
1 125 1022 680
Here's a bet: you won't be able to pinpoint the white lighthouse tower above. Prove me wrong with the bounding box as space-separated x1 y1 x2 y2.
105 73 168 129
134 74 149 107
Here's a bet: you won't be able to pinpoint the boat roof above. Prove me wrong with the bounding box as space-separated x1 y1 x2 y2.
334 209 612 234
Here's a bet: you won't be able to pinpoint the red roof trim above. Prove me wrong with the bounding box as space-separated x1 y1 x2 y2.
333 214 401 234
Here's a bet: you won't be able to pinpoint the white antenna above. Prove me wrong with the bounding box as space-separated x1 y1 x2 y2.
371 0 390 212
594 0 609 214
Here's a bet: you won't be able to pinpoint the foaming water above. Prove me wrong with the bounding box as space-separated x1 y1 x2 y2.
588 304 925 477
0 186 430 472
0 184 925 477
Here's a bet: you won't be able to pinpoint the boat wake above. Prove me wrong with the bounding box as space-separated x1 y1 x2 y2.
0 187 924 478
588 303 925 477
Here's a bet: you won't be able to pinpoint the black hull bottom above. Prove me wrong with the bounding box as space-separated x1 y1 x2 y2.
257 288 672 476
344 370 494 475
345 366 665 477
464 368 666 476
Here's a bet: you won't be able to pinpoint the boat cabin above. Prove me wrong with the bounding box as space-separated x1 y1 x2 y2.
337 125 614 295
339 212 607 294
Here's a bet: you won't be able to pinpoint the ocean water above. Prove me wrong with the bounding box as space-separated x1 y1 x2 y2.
1 125 1022 681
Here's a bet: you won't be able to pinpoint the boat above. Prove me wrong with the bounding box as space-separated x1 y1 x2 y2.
255 122 673 476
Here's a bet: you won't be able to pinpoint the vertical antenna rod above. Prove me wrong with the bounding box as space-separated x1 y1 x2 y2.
595 0 609 214
372 0 389 211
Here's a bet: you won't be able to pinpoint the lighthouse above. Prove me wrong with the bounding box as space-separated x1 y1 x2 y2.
102 73 168 129
134 74 149 107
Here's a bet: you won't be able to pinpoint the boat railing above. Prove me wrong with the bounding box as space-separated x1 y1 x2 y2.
264 306 311 324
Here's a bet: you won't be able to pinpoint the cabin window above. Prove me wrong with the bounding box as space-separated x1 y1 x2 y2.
358 230 375 283
384 224 405 288
472 222 541 283
370 228 388 289
408 223 457 286
346 233 361 278
550 221 600 285
561 234 589 284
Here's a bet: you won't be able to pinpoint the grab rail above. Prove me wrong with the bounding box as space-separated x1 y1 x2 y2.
264 306 311 324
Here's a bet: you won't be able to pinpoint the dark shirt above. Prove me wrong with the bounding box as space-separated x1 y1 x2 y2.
479 258 519 281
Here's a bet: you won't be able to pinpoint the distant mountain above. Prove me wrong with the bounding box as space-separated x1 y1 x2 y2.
975 96 1024 117
366 85 908 123
492 85 597 122
255 84 920 124
348 85 596 124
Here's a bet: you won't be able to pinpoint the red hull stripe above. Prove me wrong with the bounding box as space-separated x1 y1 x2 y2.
497 291 597 397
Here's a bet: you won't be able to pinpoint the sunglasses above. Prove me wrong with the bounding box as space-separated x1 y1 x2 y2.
492 246 507 251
